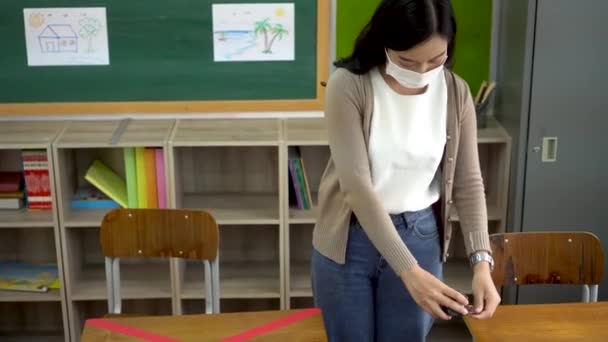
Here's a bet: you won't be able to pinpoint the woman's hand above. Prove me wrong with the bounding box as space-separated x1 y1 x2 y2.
401 265 470 320
470 262 501 319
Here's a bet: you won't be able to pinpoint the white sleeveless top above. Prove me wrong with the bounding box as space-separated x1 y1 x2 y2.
368 66 448 213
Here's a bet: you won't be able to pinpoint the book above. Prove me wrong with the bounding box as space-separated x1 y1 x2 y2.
71 186 120 209
155 149 167 209
123 148 138 208
0 198 23 209
299 156 314 208
288 159 304 209
0 171 22 192
22 150 52 209
135 147 148 208
144 148 158 209
0 262 59 293
84 160 128 208
0 191 24 209
288 147 312 210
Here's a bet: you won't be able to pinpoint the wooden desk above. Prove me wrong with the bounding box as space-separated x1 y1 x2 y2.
464 302 608 342
81 309 327 342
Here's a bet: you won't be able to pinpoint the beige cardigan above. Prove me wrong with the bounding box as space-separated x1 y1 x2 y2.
313 67 491 276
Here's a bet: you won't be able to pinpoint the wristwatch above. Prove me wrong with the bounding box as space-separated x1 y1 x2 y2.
469 251 494 271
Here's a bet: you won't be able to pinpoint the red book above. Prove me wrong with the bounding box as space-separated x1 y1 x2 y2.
22 150 52 210
0 172 22 192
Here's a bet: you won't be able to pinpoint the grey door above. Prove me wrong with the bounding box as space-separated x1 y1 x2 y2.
519 0 608 303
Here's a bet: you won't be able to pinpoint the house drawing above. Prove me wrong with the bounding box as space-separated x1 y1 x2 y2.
38 24 78 53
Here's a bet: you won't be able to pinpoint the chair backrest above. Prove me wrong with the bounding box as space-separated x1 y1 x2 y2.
100 208 220 315
490 232 604 302
100 208 219 260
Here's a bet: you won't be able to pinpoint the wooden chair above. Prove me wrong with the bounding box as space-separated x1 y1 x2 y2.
490 232 605 302
100 208 220 315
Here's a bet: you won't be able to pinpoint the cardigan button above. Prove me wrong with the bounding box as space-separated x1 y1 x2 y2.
447 135 452 140
448 157 454 162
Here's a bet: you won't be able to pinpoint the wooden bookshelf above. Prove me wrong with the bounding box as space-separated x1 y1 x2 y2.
0 122 67 342
53 119 175 342
0 116 511 340
169 120 285 313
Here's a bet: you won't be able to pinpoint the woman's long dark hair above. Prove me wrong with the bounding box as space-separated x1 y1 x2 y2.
335 0 457 74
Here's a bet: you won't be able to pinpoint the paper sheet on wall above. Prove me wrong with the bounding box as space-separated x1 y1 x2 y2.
212 3 295 62
23 7 109 66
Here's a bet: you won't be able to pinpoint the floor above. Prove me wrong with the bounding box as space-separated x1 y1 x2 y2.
428 320 473 342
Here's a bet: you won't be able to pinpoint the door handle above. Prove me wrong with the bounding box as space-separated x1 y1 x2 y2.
541 137 558 162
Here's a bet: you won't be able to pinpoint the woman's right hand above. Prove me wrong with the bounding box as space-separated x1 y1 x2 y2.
400 265 470 320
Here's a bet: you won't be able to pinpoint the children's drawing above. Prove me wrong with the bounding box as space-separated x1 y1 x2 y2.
23 8 109 66
78 17 102 53
39 25 78 53
212 3 295 62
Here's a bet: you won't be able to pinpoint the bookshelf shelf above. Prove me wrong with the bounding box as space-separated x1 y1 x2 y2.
0 209 54 228
63 208 108 228
70 264 172 301
182 193 280 225
181 261 281 299
171 119 281 146
0 289 62 302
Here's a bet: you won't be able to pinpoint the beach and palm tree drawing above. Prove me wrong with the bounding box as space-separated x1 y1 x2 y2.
254 18 289 54
213 3 295 62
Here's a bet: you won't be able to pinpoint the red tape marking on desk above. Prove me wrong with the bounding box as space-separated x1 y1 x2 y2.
221 308 322 342
87 318 181 342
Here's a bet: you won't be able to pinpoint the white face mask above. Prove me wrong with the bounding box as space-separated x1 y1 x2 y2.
385 50 445 88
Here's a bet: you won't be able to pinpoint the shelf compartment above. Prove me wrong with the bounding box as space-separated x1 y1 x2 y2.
288 224 313 299
179 225 281 300
64 229 171 301
0 149 55 227
173 146 280 224
287 145 329 224
0 228 60 300
0 302 64 340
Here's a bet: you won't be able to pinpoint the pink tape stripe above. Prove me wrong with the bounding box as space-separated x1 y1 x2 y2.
221 308 322 342
87 318 181 342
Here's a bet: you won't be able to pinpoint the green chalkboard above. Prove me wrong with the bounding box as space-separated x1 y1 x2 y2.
0 0 327 113
336 0 492 94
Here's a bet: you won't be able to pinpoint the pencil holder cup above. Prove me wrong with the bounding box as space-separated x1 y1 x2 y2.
475 94 493 129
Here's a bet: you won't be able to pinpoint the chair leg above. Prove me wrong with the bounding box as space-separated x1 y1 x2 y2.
105 257 122 314
105 257 114 313
212 255 220 314
204 261 213 314
582 284 590 303
590 285 599 303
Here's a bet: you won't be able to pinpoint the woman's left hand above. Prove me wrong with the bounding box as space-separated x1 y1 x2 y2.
470 262 501 319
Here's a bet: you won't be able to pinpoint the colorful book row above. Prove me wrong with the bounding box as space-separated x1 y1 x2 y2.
83 148 167 209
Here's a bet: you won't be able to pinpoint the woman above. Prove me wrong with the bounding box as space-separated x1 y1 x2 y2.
311 0 501 341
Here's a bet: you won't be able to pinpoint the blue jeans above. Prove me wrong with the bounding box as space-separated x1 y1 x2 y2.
311 206 443 342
